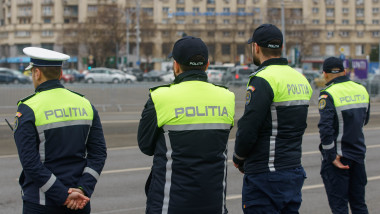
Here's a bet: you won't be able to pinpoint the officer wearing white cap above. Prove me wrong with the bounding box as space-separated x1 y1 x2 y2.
233 24 312 213
318 57 370 214
138 36 235 213
14 47 107 213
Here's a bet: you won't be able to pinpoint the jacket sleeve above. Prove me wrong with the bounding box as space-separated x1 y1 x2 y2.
14 104 69 205
364 100 370 125
318 92 337 162
77 105 107 197
234 77 274 163
137 95 160 156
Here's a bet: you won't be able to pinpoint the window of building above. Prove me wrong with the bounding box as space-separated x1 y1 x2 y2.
143 8 153 16
222 44 230 55
326 8 334 17
238 8 245 13
357 31 364 37
291 9 302 16
238 31 245 37
15 31 30 37
193 7 200 13
340 31 349 37
193 19 200 24
162 19 169 24
373 19 380 24
237 44 245 55
326 0 335 5
208 31 215 37
162 31 170 37
18 6 32 17
326 20 334 24
207 0 215 4
254 19 261 24
355 44 365 56
374 0 379 3
177 0 185 4
207 19 215 24
312 31 320 37
177 8 185 12
356 20 364 24
42 6 52 16
19 18 31 24
223 19 230 24
312 7 319 13
340 45 350 55
327 31 334 38
16 44 31 55
312 45 320 56
223 31 230 37
191 31 200 37
237 19 245 24
356 0 364 5
223 8 230 12
373 31 380 37
312 19 320 24
237 0 246 4
356 8 364 17
373 8 380 14
41 43 54 50
325 45 335 56
207 8 215 13
176 19 185 24
44 18 51 23
162 7 169 13
342 8 349 14
88 5 97 12
342 19 349 24
41 30 54 37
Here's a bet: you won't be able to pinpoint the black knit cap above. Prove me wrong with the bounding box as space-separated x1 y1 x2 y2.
323 57 345 73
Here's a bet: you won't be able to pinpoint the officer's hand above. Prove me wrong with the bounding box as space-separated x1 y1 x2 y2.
64 188 90 210
332 155 350 170
233 156 245 174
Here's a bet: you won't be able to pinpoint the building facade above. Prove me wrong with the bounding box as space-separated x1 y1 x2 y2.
0 0 380 71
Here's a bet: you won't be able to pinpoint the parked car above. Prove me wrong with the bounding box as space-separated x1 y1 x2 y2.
160 70 175 82
143 70 166 82
0 67 31 84
303 70 320 84
60 69 75 83
85 67 126 83
124 67 144 81
222 66 255 85
206 69 224 83
63 69 85 82
365 74 380 96
112 69 137 83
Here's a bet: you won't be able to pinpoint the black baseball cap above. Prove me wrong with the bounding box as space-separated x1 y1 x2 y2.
323 57 345 73
247 24 283 49
168 36 208 66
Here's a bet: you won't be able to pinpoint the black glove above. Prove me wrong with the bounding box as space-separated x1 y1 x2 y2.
233 155 245 174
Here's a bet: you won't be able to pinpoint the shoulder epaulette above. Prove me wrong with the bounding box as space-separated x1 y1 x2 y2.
17 93 36 104
211 83 228 89
149 84 172 92
67 89 85 97
249 66 267 77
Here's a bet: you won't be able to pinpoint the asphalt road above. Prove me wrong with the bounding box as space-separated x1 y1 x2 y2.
0 83 380 214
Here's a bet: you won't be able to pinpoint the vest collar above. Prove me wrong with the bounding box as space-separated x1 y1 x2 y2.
256 58 288 71
173 70 208 84
325 75 350 87
35 79 64 93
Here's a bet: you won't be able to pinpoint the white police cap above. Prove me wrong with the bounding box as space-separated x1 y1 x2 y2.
23 47 70 71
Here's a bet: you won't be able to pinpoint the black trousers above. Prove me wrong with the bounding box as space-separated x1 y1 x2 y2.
23 201 90 214
321 158 368 214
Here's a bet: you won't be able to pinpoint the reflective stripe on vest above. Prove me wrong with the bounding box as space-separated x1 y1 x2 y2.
250 65 313 172
150 81 235 214
18 88 94 205
323 81 369 156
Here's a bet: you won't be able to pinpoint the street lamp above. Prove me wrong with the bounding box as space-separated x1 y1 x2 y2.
281 0 287 58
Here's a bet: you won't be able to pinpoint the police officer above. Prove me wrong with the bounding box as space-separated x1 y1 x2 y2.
14 47 107 213
233 24 313 213
137 36 235 214
318 57 370 214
